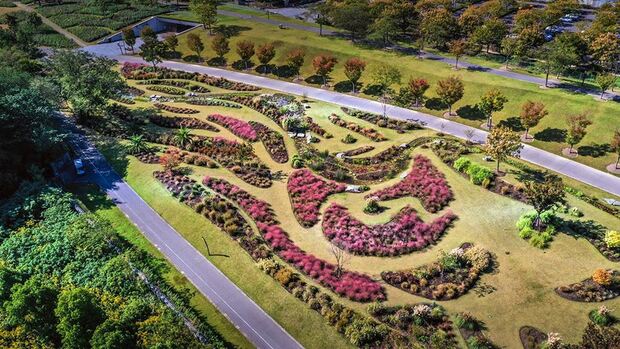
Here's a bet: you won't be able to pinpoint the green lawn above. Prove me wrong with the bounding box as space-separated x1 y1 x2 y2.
67 183 254 349
99 73 620 347
159 12 620 177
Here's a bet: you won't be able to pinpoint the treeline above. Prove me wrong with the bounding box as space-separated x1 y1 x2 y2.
316 0 619 78
0 184 226 348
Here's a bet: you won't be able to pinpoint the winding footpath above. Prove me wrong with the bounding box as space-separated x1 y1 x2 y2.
61 119 303 349
108 54 620 198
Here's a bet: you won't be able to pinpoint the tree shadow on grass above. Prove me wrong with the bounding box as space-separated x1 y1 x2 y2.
214 24 251 38
254 64 276 75
231 60 254 70
305 74 325 85
273 65 296 78
96 137 130 179
455 105 485 120
497 116 525 132
578 143 611 158
424 97 447 111
362 84 384 97
182 54 202 63
207 57 226 66
533 128 566 142
334 80 356 93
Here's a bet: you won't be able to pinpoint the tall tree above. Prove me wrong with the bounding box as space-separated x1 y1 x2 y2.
286 48 305 80
55 288 105 349
565 113 592 155
312 54 338 86
189 0 218 35
343 57 366 94
479 89 507 129
611 130 620 170
595 73 616 99
48 51 124 122
420 7 459 49
471 18 508 53
500 36 517 70
370 63 401 97
122 28 136 52
407 77 430 107
186 33 204 60
519 101 548 140
236 40 255 70
210 34 230 63
436 75 464 116
448 39 466 69
328 0 373 41
164 34 178 55
589 32 620 73
256 42 276 74
484 125 523 172
523 173 565 230
140 26 157 46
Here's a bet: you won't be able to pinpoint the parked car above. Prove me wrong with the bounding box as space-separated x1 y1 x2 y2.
74 159 85 175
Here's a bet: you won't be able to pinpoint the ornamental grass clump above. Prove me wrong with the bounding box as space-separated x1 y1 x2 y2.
589 305 614 326
365 155 453 213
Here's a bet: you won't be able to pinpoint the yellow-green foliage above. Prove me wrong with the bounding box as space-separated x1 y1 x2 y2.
604 231 620 248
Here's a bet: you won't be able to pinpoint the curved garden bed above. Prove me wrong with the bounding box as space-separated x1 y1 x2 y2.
207 114 257 142
328 114 387 142
287 169 345 227
519 326 547 349
381 244 493 300
148 114 219 132
555 269 620 302
322 203 457 257
249 121 288 163
365 154 453 213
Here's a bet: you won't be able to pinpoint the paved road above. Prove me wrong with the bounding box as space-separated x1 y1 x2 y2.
14 2 88 47
62 118 303 349
110 55 620 197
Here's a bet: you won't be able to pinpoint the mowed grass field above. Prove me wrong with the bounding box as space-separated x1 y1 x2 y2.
161 12 620 176
101 76 620 347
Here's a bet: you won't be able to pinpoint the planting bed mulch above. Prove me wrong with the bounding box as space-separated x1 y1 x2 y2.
555 271 620 302
323 204 457 257
340 145 375 157
565 220 620 262
135 152 160 164
249 121 289 163
381 244 493 300
520 326 547 349
148 114 219 132
121 63 259 91
368 303 457 346
153 103 199 114
341 107 422 132
328 114 387 142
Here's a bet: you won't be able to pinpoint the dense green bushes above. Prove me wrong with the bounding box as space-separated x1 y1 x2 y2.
453 156 494 186
0 186 226 348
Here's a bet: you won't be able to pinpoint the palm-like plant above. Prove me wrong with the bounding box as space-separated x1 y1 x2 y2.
127 134 148 155
174 127 192 148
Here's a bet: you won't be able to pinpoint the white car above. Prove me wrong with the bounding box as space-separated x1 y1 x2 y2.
74 159 85 175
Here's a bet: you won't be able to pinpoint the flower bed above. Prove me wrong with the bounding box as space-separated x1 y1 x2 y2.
153 103 199 114
153 171 270 260
203 176 385 302
341 107 421 132
249 121 288 163
323 204 457 257
341 145 375 157
365 155 453 213
164 148 218 169
555 269 620 302
182 97 241 109
121 63 259 91
305 117 332 138
381 244 492 300
287 169 345 227
520 326 547 349
135 152 160 164
368 303 456 345
207 114 257 142
138 79 189 88
146 85 187 95
328 114 387 142
149 114 219 132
